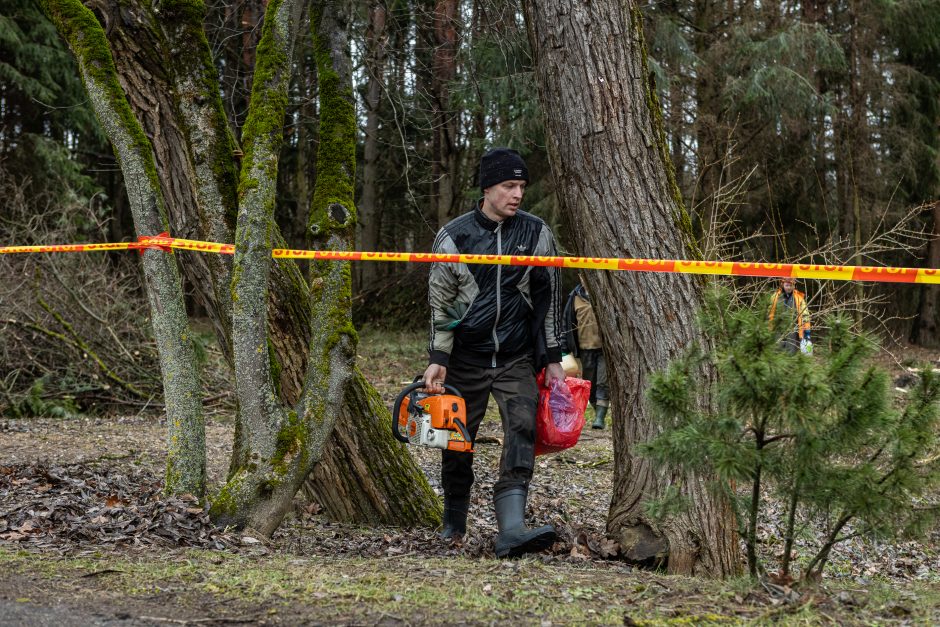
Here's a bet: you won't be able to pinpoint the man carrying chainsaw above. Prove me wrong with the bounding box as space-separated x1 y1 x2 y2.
423 147 567 558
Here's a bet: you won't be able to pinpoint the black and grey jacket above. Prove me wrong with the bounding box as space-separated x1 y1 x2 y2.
428 203 563 369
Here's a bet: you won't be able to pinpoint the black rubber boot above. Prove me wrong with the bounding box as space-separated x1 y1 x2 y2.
592 404 608 430
493 488 556 558
438 495 470 540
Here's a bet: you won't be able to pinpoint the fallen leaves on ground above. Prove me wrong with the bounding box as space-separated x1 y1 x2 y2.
0 462 235 551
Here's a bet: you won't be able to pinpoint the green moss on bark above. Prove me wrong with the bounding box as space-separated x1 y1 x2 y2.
307 6 357 240
306 5 358 356
43 0 207 500
272 410 305 475
351 370 442 524
238 0 288 194
161 0 241 222
209 468 249 519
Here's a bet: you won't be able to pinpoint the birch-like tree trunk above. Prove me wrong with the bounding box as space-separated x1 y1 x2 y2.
40 0 206 496
523 0 739 577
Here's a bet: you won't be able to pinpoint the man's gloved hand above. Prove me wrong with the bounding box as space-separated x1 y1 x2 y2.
800 338 813 355
434 301 469 331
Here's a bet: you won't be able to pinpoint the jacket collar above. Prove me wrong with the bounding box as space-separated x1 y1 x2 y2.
473 199 516 231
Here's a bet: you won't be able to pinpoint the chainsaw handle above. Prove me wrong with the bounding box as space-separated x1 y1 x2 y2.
391 380 462 443
453 417 472 445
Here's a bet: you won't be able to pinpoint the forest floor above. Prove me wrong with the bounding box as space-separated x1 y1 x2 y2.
1 328 939 625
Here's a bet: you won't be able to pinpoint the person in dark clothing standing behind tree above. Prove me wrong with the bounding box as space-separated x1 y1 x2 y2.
562 280 610 429
422 147 567 558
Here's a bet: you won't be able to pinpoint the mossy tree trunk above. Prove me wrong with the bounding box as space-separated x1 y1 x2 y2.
47 0 440 532
523 0 740 577
95 0 241 362
40 0 206 497
297 0 442 526
212 0 318 534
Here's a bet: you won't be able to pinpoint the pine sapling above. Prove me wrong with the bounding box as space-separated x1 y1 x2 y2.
642 287 940 581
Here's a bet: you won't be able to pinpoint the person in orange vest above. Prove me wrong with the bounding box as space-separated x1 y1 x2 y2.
768 277 812 354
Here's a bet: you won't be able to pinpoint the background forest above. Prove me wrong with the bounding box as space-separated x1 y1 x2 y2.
1 0 939 410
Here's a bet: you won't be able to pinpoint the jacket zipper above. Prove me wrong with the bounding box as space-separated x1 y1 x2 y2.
492 223 502 367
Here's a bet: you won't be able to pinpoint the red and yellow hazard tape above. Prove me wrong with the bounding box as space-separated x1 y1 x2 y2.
2 233 939 285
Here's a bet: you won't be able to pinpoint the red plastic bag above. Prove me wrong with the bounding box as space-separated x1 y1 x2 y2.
535 370 591 455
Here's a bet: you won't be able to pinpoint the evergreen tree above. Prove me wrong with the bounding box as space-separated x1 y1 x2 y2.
0 0 103 202
643 288 940 579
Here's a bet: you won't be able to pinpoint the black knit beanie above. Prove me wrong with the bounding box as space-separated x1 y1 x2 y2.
479 148 529 191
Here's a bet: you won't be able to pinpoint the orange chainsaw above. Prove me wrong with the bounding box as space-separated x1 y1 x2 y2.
391 381 474 453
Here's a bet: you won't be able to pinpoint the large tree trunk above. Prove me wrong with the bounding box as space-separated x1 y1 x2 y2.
43 0 206 496
41 0 207 496
303 370 442 522
214 0 432 534
216 0 320 534
523 0 739 577
52 0 439 531
98 0 241 363
299 0 439 527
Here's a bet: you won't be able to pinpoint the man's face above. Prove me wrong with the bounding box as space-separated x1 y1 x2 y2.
782 279 795 294
481 180 526 222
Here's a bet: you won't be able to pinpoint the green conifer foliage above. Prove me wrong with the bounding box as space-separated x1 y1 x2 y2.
0 0 102 201
642 288 940 580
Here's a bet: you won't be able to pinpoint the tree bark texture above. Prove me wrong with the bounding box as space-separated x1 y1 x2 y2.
41 0 206 496
523 0 739 577
299 0 438 526
97 0 241 362
213 0 299 532
50 0 440 531
172 0 437 529
303 370 442 523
